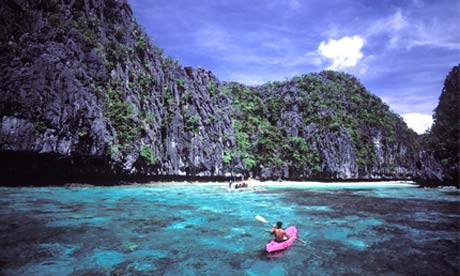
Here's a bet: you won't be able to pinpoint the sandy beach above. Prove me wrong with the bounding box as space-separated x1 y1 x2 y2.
141 179 418 188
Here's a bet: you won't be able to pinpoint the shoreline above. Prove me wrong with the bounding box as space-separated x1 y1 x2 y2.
0 179 420 188
3 178 457 188
0 175 423 187
2 180 416 189
2 180 458 189
109 179 420 188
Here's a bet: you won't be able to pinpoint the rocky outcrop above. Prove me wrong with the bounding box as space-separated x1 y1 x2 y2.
415 65 459 187
0 0 240 183
0 0 449 185
226 73 419 181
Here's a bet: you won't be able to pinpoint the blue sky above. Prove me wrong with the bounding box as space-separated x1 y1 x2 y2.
130 0 459 134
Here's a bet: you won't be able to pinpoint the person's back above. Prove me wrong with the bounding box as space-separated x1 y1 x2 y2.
271 221 288 242
273 228 287 242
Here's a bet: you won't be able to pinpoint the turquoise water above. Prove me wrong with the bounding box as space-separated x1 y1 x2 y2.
0 182 459 275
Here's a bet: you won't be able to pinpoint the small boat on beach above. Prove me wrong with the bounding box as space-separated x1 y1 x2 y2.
227 186 254 192
265 226 297 253
227 181 253 192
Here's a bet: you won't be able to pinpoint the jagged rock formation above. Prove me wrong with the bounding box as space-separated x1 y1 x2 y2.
226 72 418 180
416 65 459 187
0 0 447 185
0 0 239 183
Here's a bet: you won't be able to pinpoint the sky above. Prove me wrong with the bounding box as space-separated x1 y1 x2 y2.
129 0 459 134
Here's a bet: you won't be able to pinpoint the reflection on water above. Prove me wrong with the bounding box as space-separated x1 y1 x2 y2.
0 183 458 275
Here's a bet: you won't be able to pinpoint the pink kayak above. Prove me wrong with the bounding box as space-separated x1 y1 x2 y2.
265 226 297 253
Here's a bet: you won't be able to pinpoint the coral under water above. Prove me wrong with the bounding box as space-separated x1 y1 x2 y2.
0 183 458 275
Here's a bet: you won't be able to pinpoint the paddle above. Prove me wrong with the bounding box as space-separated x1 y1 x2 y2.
255 215 307 244
255 215 269 224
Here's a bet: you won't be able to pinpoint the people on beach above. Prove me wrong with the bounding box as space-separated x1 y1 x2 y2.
233 182 247 189
229 180 251 190
270 221 289 242
235 182 247 189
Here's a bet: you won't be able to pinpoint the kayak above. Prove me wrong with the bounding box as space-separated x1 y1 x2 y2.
265 226 297 253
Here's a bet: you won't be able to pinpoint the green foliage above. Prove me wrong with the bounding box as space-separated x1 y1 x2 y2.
226 69 417 176
145 112 155 123
161 56 179 70
139 145 159 165
136 36 148 52
427 65 460 183
109 143 120 159
105 41 129 72
185 115 201 133
243 156 257 168
281 136 322 172
162 56 174 67
74 16 99 48
282 137 309 168
218 86 231 95
329 117 342 132
180 92 192 107
294 71 419 172
78 130 88 137
138 73 152 90
207 81 218 96
229 83 292 172
223 150 234 164
232 118 257 169
163 86 174 106
176 79 186 90
104 87 139 150
207 114 216 122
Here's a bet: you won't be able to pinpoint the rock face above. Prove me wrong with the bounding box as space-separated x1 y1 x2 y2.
0 0 239 183
415 65 460 187
0 0 445 184
225 73 418 181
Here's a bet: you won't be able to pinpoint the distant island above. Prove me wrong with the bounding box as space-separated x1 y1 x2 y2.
0 0 458 186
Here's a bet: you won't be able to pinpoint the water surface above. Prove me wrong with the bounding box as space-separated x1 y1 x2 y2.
0 182 458 275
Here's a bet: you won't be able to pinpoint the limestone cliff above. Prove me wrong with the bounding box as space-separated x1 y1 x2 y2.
225 72 418 180
0 0 446 185
416 65 459 187
0 0 240 183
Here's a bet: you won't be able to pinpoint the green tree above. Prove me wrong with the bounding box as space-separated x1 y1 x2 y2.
429 65 460 184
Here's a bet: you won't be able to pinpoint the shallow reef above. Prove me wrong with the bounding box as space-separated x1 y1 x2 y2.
0 183 458 275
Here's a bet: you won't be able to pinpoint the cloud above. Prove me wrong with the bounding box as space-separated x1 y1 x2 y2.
367 10 407 49
406 20 460 50
195 25 230 51
317 35 365 70
402 113 433 134
367 10 407 36
190 24 322 72
366 9 459 50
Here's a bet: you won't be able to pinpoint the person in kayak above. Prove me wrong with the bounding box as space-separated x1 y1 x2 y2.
270 221 289 242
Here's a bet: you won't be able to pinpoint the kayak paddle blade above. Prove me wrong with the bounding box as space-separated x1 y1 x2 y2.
255 215 268 224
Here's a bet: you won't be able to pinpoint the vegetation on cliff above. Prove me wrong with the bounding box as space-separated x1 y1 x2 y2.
422 65 460 186
227 71 418 179
0 0 454 184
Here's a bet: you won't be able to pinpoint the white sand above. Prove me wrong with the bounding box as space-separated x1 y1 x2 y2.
142 179 417 188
